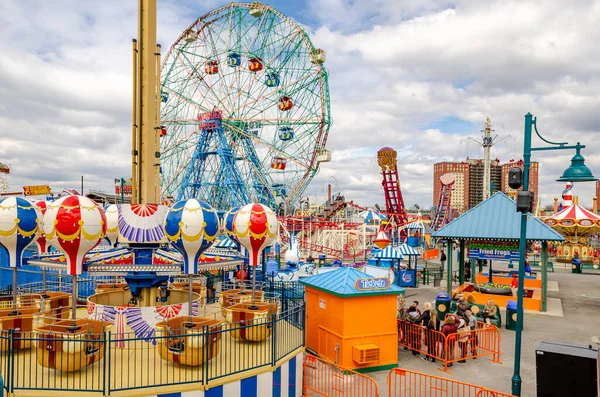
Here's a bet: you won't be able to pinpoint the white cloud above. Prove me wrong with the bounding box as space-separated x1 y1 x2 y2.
1 0 599 212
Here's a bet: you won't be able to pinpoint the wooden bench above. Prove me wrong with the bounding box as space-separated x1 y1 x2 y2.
582 263 600 273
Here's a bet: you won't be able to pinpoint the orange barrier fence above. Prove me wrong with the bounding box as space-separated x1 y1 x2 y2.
398 320 502 370
387 368 515 397
302 354 379 397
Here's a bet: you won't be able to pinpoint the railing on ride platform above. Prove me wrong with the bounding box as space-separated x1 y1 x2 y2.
0 301 305 395
302 354 379 397
397 320 501 370
387 367 515 397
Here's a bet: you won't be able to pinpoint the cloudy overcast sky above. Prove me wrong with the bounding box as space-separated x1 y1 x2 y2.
1 0 599 209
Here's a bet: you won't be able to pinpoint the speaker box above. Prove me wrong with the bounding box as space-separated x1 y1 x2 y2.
536 341 598 397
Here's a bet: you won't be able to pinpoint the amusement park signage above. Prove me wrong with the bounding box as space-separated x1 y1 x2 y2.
197 110 223 130
468 248 519 261
468 240 520 261
355 277 390 291
23 185 51 196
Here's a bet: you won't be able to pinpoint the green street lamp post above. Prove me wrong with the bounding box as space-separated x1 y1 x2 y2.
512 113 597 396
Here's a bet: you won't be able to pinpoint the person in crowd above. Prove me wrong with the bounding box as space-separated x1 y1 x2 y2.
511 273 519 297
413 301 422 316
464 308 478 357
467 293 476 305
402 306 421 356
464 261 472 282
525 261 532 276
397 296 407 345
397 296 406 319
416 302 431 326
457 318 470 363
456 294 470 317
440 315 458 367
440 251 447 268
482 298 498 325
422 306 439 363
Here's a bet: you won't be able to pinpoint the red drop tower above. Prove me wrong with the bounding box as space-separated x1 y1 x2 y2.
377 147 409 229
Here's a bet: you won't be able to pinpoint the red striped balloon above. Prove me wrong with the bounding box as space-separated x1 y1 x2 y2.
42 195 107 275
233 203 278 267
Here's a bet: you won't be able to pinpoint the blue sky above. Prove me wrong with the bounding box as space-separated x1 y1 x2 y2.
1 0 599 209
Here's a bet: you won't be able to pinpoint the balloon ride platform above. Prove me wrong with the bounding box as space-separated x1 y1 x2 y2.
1 201 305 397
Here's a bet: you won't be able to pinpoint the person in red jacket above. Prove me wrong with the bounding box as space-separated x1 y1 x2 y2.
511 273 518 296
440 315 459 367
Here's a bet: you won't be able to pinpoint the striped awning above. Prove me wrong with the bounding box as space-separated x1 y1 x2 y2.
372 246 403 259
397 244 420 256
215 237 238 249
359 210 387 222
405 222 423 230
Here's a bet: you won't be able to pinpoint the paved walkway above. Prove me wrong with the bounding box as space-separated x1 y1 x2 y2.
370 263 600 397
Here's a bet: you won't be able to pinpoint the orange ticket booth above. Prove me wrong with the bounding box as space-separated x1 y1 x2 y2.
300 267 404 372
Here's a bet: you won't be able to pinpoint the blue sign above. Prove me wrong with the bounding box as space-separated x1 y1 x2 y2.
160 91 169 103
355 277 390 291
274 243 280 254
397 269 416 288
468 248 519 261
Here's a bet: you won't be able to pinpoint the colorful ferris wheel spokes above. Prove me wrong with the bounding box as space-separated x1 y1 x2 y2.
159 2 331 211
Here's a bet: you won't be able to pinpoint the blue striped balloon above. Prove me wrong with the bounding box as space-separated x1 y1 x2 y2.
224 206 241 244
0 197 41 267
164 199 219 274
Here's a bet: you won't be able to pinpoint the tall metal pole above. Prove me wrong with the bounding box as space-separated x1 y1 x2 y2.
132 0 160 204
188 274 193 316
121 178 125 203
71 273 78 321
459 239 465 285
12 267 17 310
541 241 548 312
512 113 533 396
446 243 453 295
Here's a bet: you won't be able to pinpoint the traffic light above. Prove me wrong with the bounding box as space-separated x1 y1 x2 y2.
517 191 534 213
508 167 523 189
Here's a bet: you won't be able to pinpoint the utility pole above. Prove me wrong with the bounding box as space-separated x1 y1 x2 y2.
468 117 510 202
131 0 161 204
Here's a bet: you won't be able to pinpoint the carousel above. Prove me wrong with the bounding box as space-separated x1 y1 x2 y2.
543 200 600 263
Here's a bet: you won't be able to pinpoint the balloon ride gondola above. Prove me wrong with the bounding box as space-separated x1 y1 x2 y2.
156 198 222 366
0 197 43 351
32 195 113 371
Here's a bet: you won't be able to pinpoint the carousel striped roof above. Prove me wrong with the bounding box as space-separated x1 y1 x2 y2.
359 210 387 222
215 237 238 249
544 203 600 235
397 244 420 256
372 246 403 259
546 204 600 222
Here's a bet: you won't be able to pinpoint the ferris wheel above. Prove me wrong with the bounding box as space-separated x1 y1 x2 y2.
160 2 332 211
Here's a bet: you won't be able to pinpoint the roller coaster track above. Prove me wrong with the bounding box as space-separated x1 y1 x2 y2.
279 217 370 259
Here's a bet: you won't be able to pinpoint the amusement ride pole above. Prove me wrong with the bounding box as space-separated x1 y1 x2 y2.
512 113 597 396
131 0 161 205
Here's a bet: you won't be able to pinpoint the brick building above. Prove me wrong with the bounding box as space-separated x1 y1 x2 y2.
433 159 539 213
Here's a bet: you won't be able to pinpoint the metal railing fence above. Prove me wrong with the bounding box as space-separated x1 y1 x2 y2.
0 302 305 395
